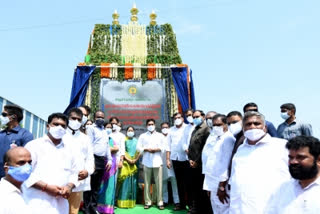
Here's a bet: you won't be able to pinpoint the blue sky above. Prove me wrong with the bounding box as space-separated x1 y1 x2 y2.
0 0 319 137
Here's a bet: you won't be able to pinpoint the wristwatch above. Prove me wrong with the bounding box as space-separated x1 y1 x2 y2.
219 186 225 192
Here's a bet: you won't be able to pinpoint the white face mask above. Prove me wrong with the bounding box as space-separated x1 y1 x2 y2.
280 112 290 120
244 129 265 142
68 120 81 131
162 128 169 135
229 121 242 136
113 124 121 132
147 125 155 132
49 126 66 139
212 126 224 136
0 115 10 126
187 116 193 124
206 119 213 128
174 118 182 126
106 128 112 135
127 131 134 138
81 115 88 125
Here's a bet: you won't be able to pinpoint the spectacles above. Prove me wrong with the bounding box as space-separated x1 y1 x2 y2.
1 112 9 117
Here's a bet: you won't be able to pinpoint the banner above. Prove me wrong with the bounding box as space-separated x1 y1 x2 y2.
100 79 168 136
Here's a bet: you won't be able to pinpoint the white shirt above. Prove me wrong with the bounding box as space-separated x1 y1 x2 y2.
202 131 235 191
22 135 79 214
63 128 94 192
137 131 164 168
162 135 176 180
110 131 126 163
167 123 188 161
229 134 291 214
265 177 320 214
86 124 112 163
181 123 195 152
0 178 31 214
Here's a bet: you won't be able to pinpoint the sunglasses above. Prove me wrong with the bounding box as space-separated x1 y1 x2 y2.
1 112 9 117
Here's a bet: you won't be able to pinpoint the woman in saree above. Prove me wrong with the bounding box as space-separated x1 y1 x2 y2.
97 122 119 214
117 126 141 208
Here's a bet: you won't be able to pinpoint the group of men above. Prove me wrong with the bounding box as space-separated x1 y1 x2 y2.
0 101 318 214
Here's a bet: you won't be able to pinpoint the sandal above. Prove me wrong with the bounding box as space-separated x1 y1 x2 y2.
158 205 165 210
144 205 151 209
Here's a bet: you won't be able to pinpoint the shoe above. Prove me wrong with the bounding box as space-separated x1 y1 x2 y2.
144 205 151 209
174 203 182 211
163 202 168 207
158 205 165 210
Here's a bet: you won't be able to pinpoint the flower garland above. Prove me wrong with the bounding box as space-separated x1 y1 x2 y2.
124 63 133 79
155 63 161 79
110 63 118 79
100 63 111 78
147 64 156 80
133 63 141 79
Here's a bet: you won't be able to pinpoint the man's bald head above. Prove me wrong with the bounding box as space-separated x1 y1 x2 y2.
4 147 31 169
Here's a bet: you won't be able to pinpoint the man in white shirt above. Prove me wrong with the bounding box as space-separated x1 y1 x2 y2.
229 111 291 214
0 147 32 214
137 118 164 210
63 108 94 214
161 122 180 209
22 113 78 214
83 110 112 214
265 135 320 214
202 114 235 214
166 112 188 210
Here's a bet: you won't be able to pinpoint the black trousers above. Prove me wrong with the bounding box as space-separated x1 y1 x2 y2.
172 160 192 208
83 155 105 214
189 166 213 214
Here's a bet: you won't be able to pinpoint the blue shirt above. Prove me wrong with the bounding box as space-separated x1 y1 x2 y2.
266 120 278 137
277 119 313 140
0 126 33 178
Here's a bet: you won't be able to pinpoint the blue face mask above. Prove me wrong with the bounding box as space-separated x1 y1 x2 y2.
106 128 112 135
193 117 203 126
8 163 32 182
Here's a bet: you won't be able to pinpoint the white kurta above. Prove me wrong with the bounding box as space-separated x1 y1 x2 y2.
137 131 164 168
22 135 78 214
229 134 291 214
167 124 187 161
0 178 31 214
63 128 94 192
181 123 195 153
265 177 320 214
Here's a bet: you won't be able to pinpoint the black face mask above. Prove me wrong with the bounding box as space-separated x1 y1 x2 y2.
95 118 105 127
289 160 318 180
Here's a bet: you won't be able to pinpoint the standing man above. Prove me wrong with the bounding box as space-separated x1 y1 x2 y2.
161 122 180 209
0 147 32 214
265 136 320 213
188 110 211 214
22 113 78 214
229 111 291 214
166 113 187 210
0 105 33 178
137 119 164 210
243 102 278 137
202 114 235 214
63 108 94 214
78 105 91 134
277 103 313 140
83 110 112 214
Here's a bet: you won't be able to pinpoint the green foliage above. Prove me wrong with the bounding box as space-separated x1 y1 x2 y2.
90 68 101 115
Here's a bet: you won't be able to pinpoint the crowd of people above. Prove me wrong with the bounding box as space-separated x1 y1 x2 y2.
0 102 318 214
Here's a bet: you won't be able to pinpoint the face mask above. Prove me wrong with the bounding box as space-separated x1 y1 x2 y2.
187 116 193 124
112 124 119 131
281 112 290 120
127 131 135 138
81 115 88 125
193 117 202 126
147 125 155 132
212 126 224 136
0 115 10 126
106 128 112 135
206 119 213 128
229 121 242 136
95 118 105 127
69 120 81 131
49 125 66 139
116 125 122 132
8 163 32 182
174 118 182 126
162 128 169 135
244 129 265 142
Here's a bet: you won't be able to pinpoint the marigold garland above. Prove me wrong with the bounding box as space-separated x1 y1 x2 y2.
124 63 134 79
100 63 111 78
147 63 156 80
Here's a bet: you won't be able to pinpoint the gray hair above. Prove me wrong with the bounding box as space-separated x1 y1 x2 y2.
206 111 217 117
243 111 266 126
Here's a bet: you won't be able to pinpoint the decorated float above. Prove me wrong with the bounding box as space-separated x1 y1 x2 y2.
65 4 196 133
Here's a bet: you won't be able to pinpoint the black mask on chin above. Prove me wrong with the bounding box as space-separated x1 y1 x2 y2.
95 119 105 127
289 159 318 180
